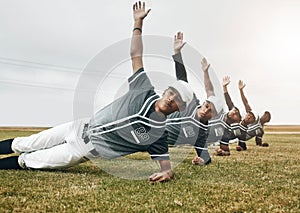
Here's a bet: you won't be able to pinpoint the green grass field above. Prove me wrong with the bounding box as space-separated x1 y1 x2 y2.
0 129 299 212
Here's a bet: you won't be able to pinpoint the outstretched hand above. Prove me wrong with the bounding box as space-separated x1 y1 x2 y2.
133 1 151 21
201 57 210 72
223 76 231 87
238 80 246 90
148 170 173 183
174 32 186 54
191 156 205 166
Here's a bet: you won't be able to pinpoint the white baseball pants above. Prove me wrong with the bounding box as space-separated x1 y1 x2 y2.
11 119 95 169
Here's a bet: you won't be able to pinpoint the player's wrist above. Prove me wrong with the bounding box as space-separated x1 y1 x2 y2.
133 22 143 32
174 49 181 54
164 169 173 179
133 27 142 33
134 18 143 25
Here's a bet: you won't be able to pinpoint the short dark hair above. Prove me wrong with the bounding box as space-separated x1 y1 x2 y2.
264 111 271 121
233 107 242 121
247 111 256 123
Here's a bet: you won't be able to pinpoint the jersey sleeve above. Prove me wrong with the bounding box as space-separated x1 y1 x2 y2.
255 129 264 145
224 92 235 110
147 133 170 161
232 123 248 150
194 131 211 164
220 128 233 146
172 53 188 82
128 68 153 91
232 123 247 139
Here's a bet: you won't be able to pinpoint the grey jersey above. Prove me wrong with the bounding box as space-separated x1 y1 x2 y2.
87 68 169 160
166 95 210 163
246 118 264 140
207 113 234 145
231 123 248 141
231 122 248 149
208 113 249 148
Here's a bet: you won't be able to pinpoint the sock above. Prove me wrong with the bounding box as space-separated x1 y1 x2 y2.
0 138 14 154
0 156 22 169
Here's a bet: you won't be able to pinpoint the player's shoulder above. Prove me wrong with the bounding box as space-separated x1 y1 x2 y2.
208 112 225 124
128 68 146 83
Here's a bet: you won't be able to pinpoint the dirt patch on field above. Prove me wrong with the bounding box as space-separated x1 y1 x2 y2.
0 127 50 132
264 125 300 132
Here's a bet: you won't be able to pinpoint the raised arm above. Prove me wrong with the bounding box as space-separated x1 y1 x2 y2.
130 1 151 74
201 57 214 98
238 80 252 113
223 76 235 110
172 32 188 82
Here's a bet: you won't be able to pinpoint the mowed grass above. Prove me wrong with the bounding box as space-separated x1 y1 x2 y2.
0 130 299 212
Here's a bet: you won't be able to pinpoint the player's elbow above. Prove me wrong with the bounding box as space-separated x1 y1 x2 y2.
130 48 142 59
206 90 215 97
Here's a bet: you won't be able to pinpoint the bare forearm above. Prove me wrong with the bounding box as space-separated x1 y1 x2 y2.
130 20 143 58
204 70 215 97
159 160 172 172
130 1 151 73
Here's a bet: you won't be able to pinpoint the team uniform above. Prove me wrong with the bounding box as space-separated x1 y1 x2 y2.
246 117 265 145
9 68 169 169
87 68 168 160
207 113 249 149
231 122 248 150
166 96 210 164
12 119 93 169
207 88 248 152
207 113 233 148
166 53 211 164
206 88 237 148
